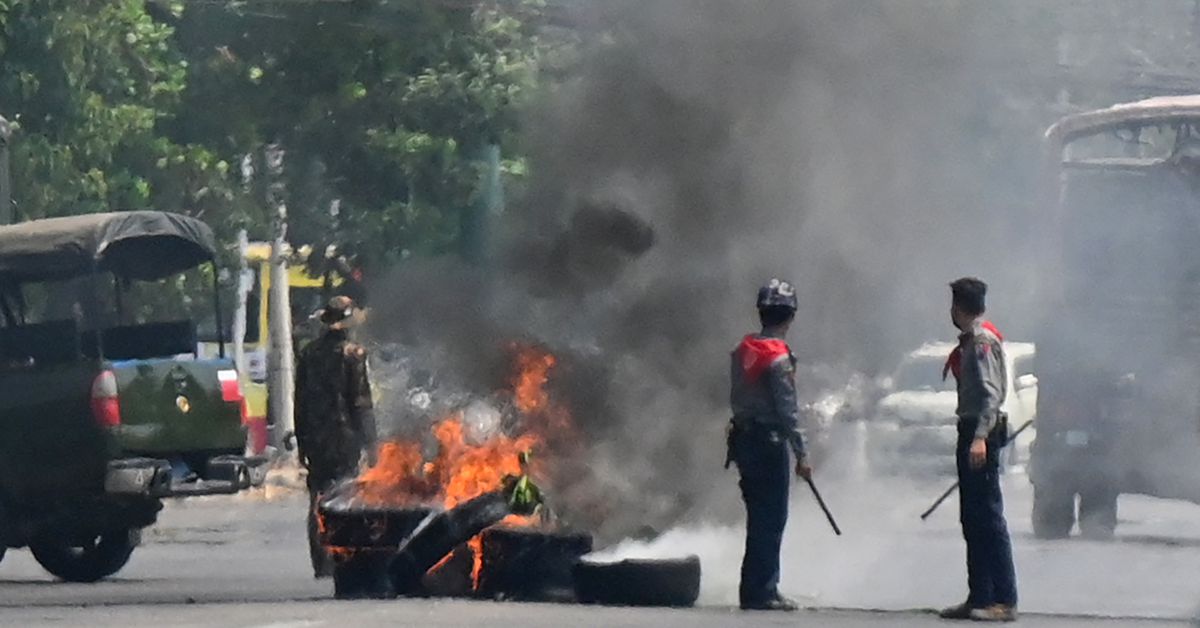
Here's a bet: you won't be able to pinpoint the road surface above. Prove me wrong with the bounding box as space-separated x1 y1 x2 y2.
0 471 1197 626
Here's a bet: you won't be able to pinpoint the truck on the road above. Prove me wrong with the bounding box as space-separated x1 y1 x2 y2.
0 211 267 581
1033 96 1200 539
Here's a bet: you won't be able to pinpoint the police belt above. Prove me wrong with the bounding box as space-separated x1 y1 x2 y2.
725 418 786 469
956 412 1009 444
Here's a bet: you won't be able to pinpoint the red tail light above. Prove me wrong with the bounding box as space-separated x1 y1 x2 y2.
90 370 121 428
218 369 248 423
218 369 244 403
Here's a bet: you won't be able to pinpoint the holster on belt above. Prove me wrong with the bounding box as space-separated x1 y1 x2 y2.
989 412 1010 449
724 419 739 469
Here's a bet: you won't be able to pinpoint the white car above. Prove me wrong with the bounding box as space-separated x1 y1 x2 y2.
864 341 1037 477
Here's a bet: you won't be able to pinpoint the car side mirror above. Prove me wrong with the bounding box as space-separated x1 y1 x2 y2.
1015 374 1038 391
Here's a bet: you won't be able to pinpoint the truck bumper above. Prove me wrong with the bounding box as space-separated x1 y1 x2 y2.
105 455 269 498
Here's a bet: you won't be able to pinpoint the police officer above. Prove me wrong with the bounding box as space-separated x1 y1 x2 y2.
294 296 377 578
940 278 1018 622
727 278 811 612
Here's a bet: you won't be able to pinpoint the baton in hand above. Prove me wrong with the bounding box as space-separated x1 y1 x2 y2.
919 419 1035 521
805 477 842 536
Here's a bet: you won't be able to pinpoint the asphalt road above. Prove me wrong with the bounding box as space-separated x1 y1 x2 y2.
0 471 1198 627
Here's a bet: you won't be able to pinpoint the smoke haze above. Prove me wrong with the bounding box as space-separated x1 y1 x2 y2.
365 0 1200 575
368 0 1054 538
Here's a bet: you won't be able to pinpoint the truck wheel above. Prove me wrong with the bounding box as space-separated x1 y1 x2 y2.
30 529 140 582
1078 490 1118 540
1032 486 1074 539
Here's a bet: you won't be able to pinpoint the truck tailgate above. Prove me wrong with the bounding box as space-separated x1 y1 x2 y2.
110 358 245 455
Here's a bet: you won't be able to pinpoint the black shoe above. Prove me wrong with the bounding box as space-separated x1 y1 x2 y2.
741 594 799 611
939 602 975 620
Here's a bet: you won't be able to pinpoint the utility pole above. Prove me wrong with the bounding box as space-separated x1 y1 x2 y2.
231 229 251 377
265 143 296 459
459 143 503 264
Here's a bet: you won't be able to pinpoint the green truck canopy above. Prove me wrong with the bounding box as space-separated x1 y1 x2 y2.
0 211 216 282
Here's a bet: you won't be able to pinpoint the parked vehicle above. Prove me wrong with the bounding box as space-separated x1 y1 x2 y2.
199 241 362 454
864 341 1037 477
0 211 267 581
1033 96 1200 539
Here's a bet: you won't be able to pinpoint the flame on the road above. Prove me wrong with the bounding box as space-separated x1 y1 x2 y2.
342 343 571 590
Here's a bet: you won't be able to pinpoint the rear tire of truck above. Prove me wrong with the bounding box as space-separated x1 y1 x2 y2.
31 529 140 583
1078 490 1118 540
1032 486 1075 539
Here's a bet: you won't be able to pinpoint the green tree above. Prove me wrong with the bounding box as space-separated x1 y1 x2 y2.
0 0 233 226
170 0 562 267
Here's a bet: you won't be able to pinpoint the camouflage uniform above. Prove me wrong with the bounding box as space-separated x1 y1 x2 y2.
294 297 376 577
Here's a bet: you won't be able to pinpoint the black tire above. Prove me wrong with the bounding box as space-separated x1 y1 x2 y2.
30 529 139 583
573 555 701 607
1032 486 1075 540
1078 489 1118 540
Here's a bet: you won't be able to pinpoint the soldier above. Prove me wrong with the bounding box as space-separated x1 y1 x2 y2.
294 296 377 578
727 278 812 612
940 277 1018 622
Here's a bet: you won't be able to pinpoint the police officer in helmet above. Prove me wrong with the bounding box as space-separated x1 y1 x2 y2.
727 278 811 611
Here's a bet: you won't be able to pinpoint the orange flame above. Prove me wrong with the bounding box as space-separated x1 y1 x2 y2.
339 343 574 590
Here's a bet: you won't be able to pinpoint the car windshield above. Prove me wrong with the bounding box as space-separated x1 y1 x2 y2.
893 354 954 392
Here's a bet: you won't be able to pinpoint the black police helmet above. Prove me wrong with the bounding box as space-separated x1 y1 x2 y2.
756 278 798 311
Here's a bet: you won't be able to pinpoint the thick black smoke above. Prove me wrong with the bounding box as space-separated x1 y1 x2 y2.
367 1 1063 539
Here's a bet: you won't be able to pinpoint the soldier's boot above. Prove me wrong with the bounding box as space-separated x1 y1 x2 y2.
741 593 799 612
938 601 975 620
969 604 1017 622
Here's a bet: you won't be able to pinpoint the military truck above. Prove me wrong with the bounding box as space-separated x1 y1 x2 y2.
198 241 360 453
0 211 267 581
1032 96 1200 539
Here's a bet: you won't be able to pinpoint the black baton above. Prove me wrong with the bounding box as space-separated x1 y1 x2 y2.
919 419 1035 521
805 477 842 536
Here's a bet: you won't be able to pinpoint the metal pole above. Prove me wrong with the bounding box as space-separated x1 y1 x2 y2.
805 477 842 536
920 419 1036 521
211 259 225 359
231 230 250 375
265 144 295 457
459 143 501 264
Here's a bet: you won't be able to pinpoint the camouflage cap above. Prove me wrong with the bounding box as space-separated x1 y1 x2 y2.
320 295 359 329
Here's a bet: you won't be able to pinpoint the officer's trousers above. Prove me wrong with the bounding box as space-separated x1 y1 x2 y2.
956 426 1018 608
733 426 791 606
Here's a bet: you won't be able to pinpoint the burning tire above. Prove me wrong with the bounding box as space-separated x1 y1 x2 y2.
30 528 139 583
333 550 397 600
478 527 593 601
573 555 701 607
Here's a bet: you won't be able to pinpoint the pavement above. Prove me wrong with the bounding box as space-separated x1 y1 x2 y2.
0 468 1198 626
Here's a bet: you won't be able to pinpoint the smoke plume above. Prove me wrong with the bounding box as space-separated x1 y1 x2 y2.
364 1 1139 539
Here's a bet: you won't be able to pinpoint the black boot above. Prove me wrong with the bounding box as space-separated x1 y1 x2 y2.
741 593 799 611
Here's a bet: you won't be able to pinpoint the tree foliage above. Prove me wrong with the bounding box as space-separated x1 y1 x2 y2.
0 0 562 268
